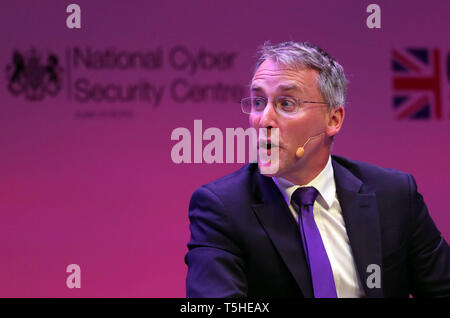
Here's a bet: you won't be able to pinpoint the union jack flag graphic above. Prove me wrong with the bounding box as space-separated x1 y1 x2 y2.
392 48 442 120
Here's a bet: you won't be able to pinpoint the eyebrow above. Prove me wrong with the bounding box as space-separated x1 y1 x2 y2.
250 83 303 93
276 84 303 92
250 86 263 93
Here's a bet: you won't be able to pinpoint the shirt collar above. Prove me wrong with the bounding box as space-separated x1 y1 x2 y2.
272 156 336 210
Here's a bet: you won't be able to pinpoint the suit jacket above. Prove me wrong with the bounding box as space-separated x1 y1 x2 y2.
185 155 450 297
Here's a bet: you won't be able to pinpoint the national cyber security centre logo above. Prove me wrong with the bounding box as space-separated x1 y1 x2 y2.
4 46 245 118
6 48 63 101
392 47 450 120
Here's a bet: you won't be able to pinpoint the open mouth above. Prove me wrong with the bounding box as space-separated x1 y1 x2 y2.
259 140 279 150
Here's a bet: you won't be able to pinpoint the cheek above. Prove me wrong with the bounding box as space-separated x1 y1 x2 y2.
249 114 259 128
284 123 304 149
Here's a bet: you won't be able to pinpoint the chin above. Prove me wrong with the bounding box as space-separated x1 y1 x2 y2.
257 147 289 176
257 159 287 177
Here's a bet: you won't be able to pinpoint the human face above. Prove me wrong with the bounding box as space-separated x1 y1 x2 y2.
250 59 330 178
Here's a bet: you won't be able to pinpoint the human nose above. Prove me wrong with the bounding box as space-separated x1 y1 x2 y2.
259 99 278 128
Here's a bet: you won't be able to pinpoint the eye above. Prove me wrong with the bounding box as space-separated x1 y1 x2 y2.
277 97 297 112
252 97 266 111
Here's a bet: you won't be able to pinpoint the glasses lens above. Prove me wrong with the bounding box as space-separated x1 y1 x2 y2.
275 96 299 114
241 98 251 114
241 97 266 114
252 97 266 113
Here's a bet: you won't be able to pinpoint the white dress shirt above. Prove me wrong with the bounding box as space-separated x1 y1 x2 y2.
272 156 365 298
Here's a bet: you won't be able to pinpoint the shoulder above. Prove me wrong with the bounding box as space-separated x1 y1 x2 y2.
332 154 415 192
189 163 259 209
201 163 258 192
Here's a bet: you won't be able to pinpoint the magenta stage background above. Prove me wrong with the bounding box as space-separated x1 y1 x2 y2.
1 0 449 297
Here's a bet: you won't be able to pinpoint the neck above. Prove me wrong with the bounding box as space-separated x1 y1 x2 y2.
282 151 330 186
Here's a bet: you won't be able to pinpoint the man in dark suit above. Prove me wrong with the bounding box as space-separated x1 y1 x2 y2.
184 41 450 298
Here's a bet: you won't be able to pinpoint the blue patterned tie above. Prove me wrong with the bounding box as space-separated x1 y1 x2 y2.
292 187 337 298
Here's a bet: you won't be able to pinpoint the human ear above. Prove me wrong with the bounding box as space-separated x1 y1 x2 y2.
326 106 345 137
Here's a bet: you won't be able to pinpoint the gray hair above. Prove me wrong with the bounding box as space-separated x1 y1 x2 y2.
254 41 347 108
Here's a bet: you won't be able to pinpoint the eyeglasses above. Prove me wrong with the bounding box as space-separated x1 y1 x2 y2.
241 96 329 117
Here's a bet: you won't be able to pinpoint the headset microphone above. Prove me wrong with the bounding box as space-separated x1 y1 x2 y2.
295 132 325 158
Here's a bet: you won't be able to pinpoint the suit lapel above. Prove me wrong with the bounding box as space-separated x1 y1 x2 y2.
249 159 383 298
332 158 383 298
251 170 314 298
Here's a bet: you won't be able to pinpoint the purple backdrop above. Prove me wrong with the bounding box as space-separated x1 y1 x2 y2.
1 0 449 297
